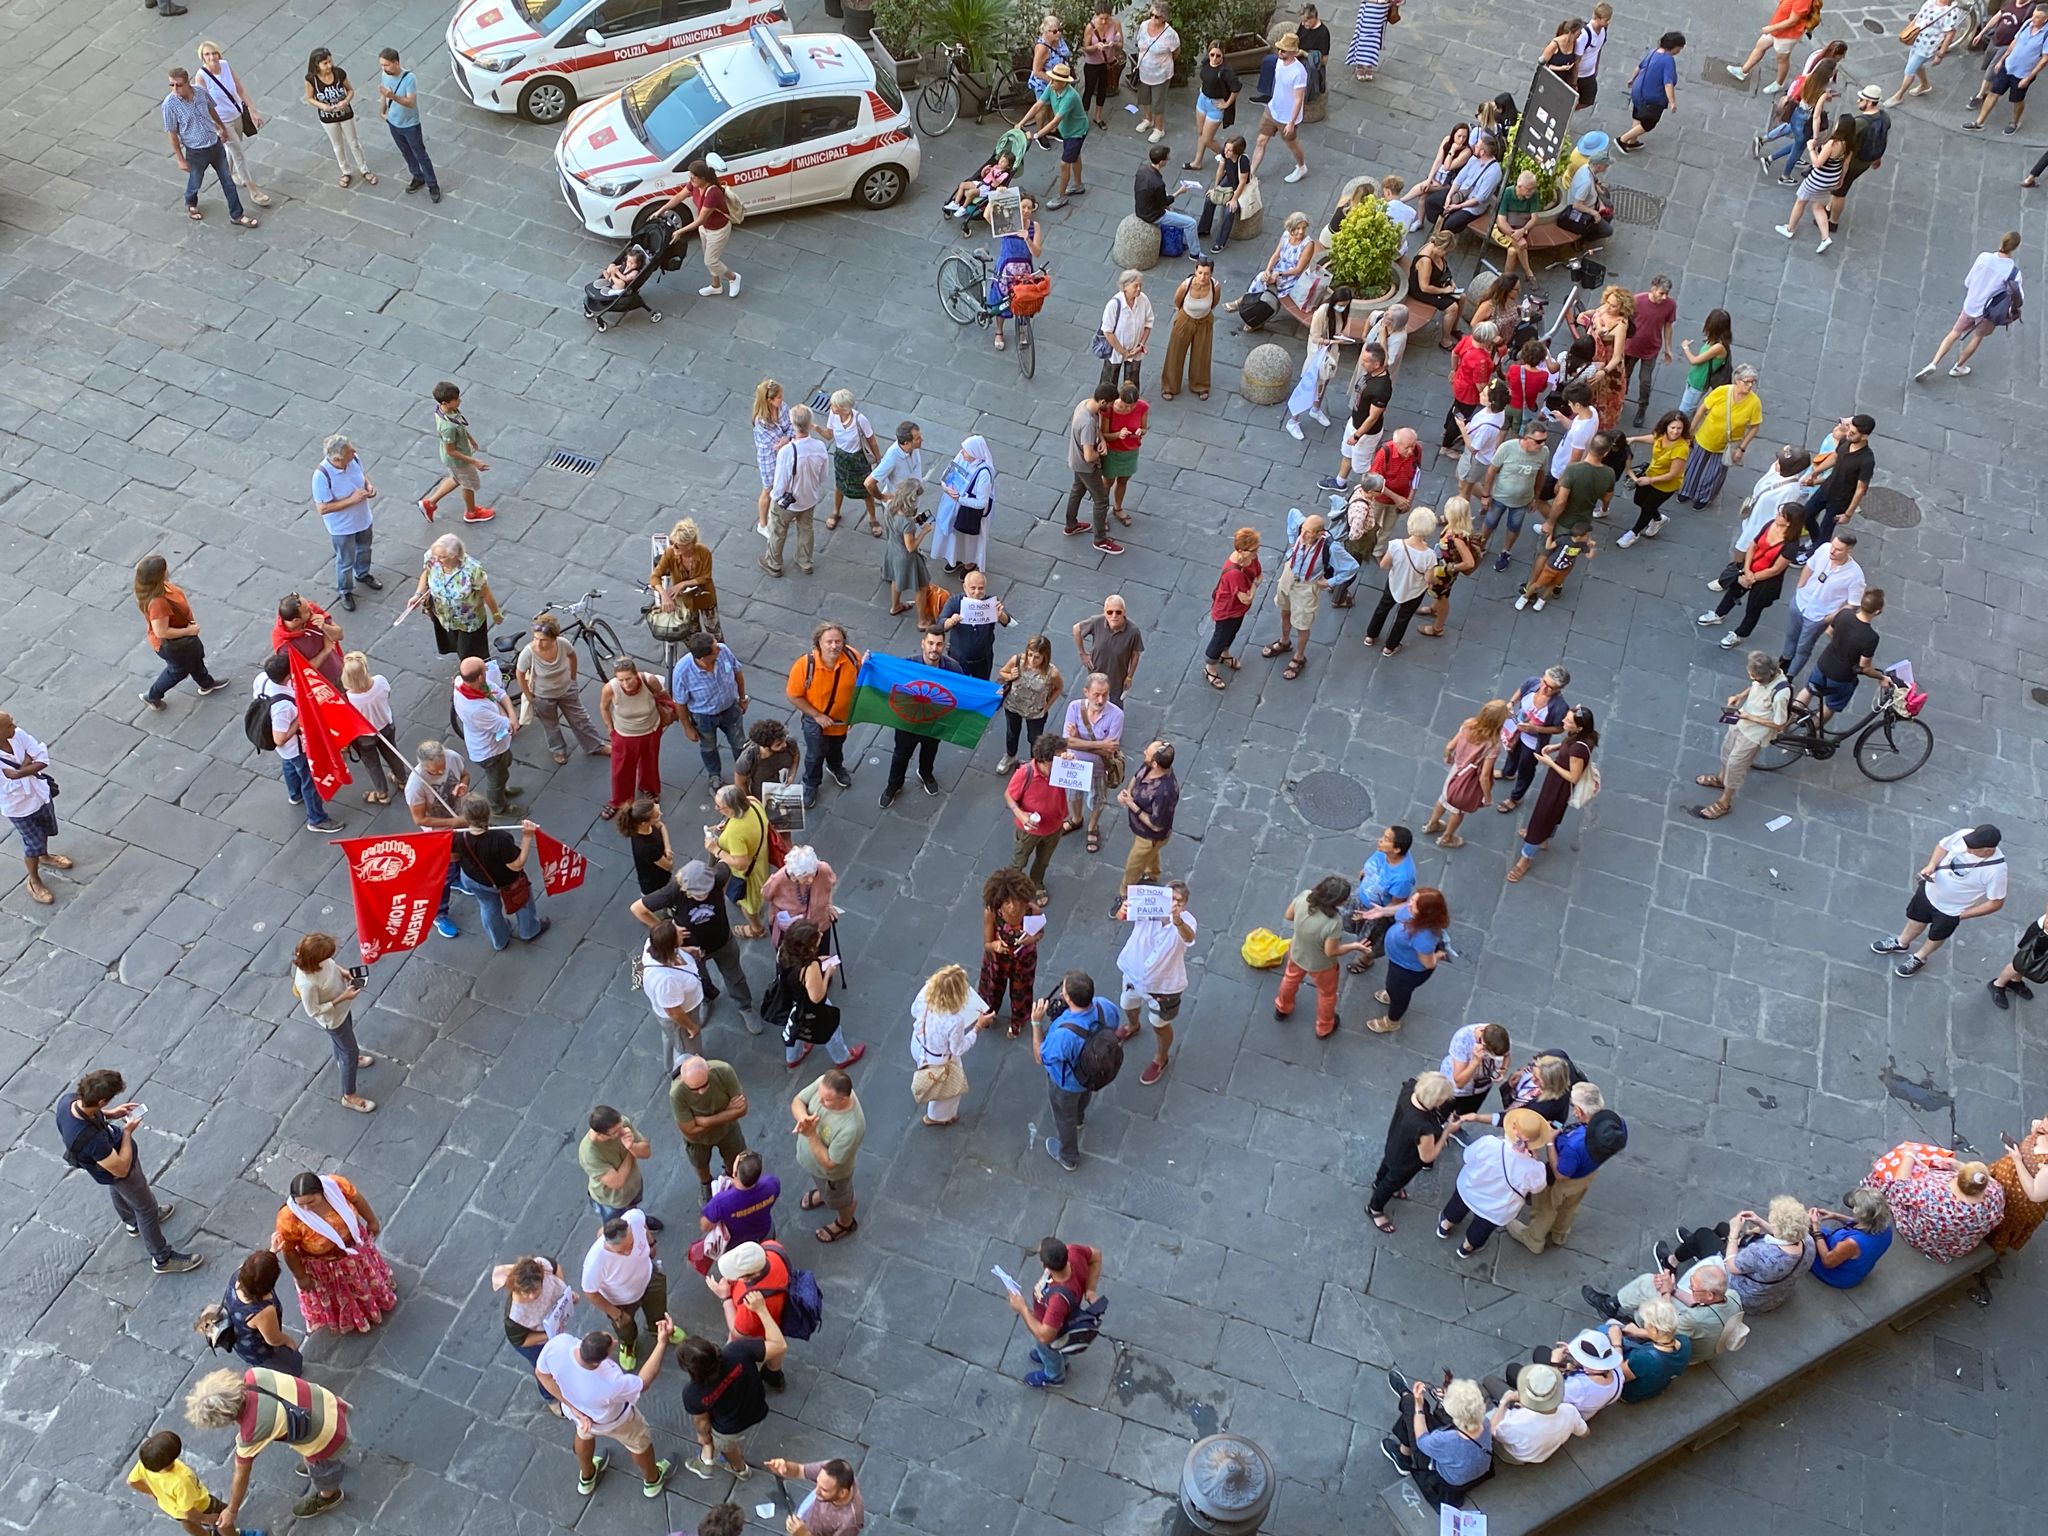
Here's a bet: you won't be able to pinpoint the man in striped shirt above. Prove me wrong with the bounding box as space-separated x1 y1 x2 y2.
185 1367 349 1521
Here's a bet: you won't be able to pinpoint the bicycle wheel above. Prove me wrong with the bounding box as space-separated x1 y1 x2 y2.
915 76 959 137
1751 735 1806 772
582 618 626 675
992 65 1035 126
1854 715 1934 782
1017 314 1035 379
937 254 984 323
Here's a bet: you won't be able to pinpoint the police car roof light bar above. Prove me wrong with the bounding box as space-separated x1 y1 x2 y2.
751 25 800 87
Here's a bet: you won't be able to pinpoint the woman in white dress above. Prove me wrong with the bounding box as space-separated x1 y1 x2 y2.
909 964 995 1127
1283 286 1356 439
933 436 997 573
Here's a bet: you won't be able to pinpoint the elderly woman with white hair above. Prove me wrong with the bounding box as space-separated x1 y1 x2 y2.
1809 1186 1894 1287
909 962 994 1127
1098 269 1154 392
405 534 502 662
1365 506 1440 656
934 436 996 574
311 433 378 612
649 516 719 643
815 388 882 535
1658 1194 1816 1313
1382 1374 1492 1509
1602 1295 1692 1401
760 844 838 948
1369 1071 1465 1233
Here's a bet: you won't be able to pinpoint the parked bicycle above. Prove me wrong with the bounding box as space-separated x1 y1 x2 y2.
915 41 1036 137
937 247 1052 378
1754 671 1934 783
493 589 625 679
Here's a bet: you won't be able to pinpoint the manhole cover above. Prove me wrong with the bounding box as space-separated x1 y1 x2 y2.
1290 771 1374 830
1608 186 1664 226
1699 57 1755 90
1856 487 1921 528
1862 17 1886 31
545 450 601 477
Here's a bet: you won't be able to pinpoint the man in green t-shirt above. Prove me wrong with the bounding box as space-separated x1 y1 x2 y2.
1019 63 1089 209
669 1056 749 1203
789 1069 865 1242
579 1104 658 1223
1493 168 1543 280
420 379 493 524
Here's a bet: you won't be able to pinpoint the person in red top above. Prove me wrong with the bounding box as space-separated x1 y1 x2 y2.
1007 1236 1102 1388
1727 0 1816 95
1005 734 1071 888
1624 275 1677 427
714 1240 789 1387
659 160 741 301
1346 429 1421 581
1441 322 1501 457
1102 384 1149 526
135 555 229 708
1203 528 1262 689
1697 507 1803 646
271 594 344 683
1502 341 1552 433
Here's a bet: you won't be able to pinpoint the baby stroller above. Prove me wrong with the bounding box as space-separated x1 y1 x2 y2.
583 210 686 332
945 126 1030 236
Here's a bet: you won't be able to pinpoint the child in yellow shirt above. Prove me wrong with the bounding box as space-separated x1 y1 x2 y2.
127 1430 263 1536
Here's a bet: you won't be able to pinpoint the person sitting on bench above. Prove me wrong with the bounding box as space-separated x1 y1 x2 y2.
1423 135 1502 232
1381 1373 1493 1509
1558 152 1613 240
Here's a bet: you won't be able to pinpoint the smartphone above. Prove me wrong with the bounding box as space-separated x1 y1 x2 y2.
346 965 370 988
914 511 931 525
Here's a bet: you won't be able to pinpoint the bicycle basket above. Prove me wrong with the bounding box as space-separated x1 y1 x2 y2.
1006 271 1050 318
1570 256 1606 289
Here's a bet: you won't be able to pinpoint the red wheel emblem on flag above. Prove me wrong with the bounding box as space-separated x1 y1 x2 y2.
888 680 955 724
354 840 420 883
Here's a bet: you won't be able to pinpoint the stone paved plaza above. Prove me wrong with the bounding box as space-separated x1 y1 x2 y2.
1 0 2045 1533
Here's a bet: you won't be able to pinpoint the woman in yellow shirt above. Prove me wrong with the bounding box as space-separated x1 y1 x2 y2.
1616 410 1693 547
707 783 774 937
1677 365 1763 508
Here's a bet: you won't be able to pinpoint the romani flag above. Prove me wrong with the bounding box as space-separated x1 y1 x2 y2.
288 648 373 800
846 653 1002 747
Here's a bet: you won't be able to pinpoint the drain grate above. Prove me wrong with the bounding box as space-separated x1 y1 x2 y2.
1289 771 1374 830
2030 687 2048 709
1856 487 1922 529
545 450 601 477
1608 186 1664 227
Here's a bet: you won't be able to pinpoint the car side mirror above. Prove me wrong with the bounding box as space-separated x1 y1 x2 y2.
586 28 605 45
705 152 730 174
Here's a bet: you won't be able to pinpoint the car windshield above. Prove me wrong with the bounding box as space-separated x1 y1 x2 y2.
513 0 591 32
871 68 903 118
622 59 727 157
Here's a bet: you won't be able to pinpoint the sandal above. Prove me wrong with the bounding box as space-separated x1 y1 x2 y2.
1436 834 1465 848
340 174 352 188
800 1190 824 1211
994 336 1006 351
1061 817 1084 834
1205 668 1228 690
551 750 569 765
887 603 913 616
1367 1017 1401 1034
230 216 259 229
362 172 378 185
1370 1211 1396 1234
341 1095 376 1114
1260 640 1291 659
185 206 205 221
1346 957 1372 975
362 791 389 805
1162 391 1177 401
866 523 884 538
600 804 619 820
1223 652 1239 670
1283 658 1305 680
1112 509 1132 527
814 1218 858 1243
1694 775 1724 789
1374 990 1391 1007
826 514 842 530
1195 391 1210 400
1690 803 1732 820
1496 798 1520 813
1007 1019 1024 1039
1418 626 1444 637
1086 830 1101 853
1506 857 1531 883
251 191 272 206
1382 646 1401 658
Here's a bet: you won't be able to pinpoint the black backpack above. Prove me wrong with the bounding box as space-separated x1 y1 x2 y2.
244 691 279 754
1856 110 1890 163
1044 1285 1109 1356
1058 1007 1123 1092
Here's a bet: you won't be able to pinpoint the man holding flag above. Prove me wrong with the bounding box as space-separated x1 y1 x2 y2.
256 651 344 833
861 628 1000 810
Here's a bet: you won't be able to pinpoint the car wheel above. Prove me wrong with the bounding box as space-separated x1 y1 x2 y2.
520 77 576 124
853 163 907 210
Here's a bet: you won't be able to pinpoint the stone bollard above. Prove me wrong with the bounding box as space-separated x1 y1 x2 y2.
1231 203 1264 243
1111 214 1163 271
1240 343 1294 405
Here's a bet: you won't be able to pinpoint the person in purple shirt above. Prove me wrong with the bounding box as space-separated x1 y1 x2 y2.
701 1149 780 1248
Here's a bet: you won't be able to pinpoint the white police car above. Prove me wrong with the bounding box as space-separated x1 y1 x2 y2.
555 26 918 238
447 0 787 124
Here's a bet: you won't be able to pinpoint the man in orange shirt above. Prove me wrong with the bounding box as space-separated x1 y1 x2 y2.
1726 0 1814 95
714 1240 790 1388
784 622 861 810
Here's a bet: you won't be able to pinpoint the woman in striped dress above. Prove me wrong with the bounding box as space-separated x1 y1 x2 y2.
750 379 793 535
1348 1 1391 81
1774 115 1853 254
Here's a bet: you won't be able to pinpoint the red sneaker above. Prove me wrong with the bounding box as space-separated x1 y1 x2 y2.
462 505 496 523
1063 523 1091 537
1093 538 1124 555
417 497 436 521
838 1043 867 1066
1139 1059 1166 1086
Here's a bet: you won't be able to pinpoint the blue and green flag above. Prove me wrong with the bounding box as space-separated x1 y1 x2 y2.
847 653 1002 747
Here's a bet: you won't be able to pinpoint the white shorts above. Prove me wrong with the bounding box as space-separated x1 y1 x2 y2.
1348 432 1382 476
1771 34 1796 54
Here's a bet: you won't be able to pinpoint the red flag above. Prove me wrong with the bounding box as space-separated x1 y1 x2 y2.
287 648 372 800
534 829 587 896
338 831 455 963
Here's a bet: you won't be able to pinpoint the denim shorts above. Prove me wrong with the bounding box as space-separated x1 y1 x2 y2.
1484 500 1529 534
1196 93 1224 121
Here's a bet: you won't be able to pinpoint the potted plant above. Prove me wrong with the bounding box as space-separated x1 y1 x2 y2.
872 0 928 82
844 0 877 43
875 0 1020 90
1327 195 1402 306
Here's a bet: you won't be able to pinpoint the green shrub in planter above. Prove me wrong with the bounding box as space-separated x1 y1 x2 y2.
1327 196 1401 298
908 0 1023 70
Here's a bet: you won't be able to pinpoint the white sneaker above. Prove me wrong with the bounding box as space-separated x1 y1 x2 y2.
1706 578 1723 592
1283 416 1305 440
1137 120 1152 133
943 201 962 214
1591 505 1608 519
1718 631 1741 649
699 283 724 296
1514 593 1530 610
1645 516 1666 538
1532 596 1547 612
1950 364 1972 377
1761 79 1782 96
1815 237 1832 254
1913 363 1938 381
1308 407 1331 427
1284 165 1308 183
726 271 743 297
1725 64 1747 82
1695 612 1720 626
1616 530 1638 548
1774 224 1794 239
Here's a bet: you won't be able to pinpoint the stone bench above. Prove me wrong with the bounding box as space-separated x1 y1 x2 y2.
1377 1243 1996 1536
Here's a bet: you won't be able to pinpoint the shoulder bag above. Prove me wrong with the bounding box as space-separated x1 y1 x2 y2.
1092 295 1123 359
202 65 258 137
1718 386 1739 467
909 1002 969 1105
1074 706 1125 789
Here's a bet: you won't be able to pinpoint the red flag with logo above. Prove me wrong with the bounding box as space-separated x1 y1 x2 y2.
534 829 587 896
337 831 455 963
287 648 373 800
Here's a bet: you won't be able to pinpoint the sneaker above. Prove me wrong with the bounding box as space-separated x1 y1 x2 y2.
1950 364 1972 378
1761 79 1782 95
1815 238 1832 254
1914 363 1938 381
418 496 437 521
918 773 940 796
1615 530 1637 548
196 679 231 695
1284 165 1308 183
829 766 853 789
943 201 962 214
1963 118 1985 131
291 1490 343 1519
1381 1436 1410 1475
1774 223 1794 239
140 692 165 711
1695 612 1720 626
1513 593 1529 610
726 272 743 298
152 1251 203 1274
1283 417 1304 440
1718 631 1741 649
699 283 725 296
1645 516 1666 538
1044 197 1068 209
1726 65 1748 82
617 1348 636 1371
433 915 460 939
1532 596 1547 612
1148 128 1165 144
879 787 898 809
1615 137 1636 154
1894 955 1925 977
462 506 496 523
1208 243 1227 255
839 1043 867 1066
1387 1368 1414 1402
2009 978 2035 1000
1492 551 1511 572
1063 522 1091 537
1581 1284 1625 1320
996 755 1017 773
1024 1369 1060 1389
1871 936 1907 955
1706 579 1724 593
1093 538 1124 555
1778 173 1799 186
1653 1238 1675 1271
430 187 443 203
1751 133 1765 164
305 818 343 833
1139 1059 1165 1086
578 1453 610 1497
1308 407 1331 428
643 1459 673 1498
1316 475 1346 491
1045 1136 1078 1173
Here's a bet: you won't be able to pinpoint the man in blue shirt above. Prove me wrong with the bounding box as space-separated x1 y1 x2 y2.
377 48 441 202
1617 31 1685 154
1033 970 1113 1171
162 68 253 226
1351 824 1417 967
1970 3 2048 132
1510 1094 1626 1254
879 628 962 808
56 1068 202 1274
671 633 748 779
311 434 380 612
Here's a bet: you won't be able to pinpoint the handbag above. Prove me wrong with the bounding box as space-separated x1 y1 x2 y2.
1207 185 1230 205
1235 174 1264 221
1387 2 1402 22
1899 19 1923 43
1719 386 1739 467
201 65 258 137
918 582 951 627
909 1005 969 1103
499 872 533 915
1445 759 1485 814
2015 921 2048 984
1073 709 1124 788
784 989 841 1046
1091 295 1123 360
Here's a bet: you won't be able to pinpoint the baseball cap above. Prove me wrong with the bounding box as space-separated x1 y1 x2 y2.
717 1242 767 1281
1964 824 2003 850
679 859 716 897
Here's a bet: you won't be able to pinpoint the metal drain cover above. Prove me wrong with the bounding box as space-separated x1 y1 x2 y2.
545 450 600 476
1290 771 1374 830
1699 57 1756 90
1862 17 1886 31
1608 186 1664 227
1856 487 1922 529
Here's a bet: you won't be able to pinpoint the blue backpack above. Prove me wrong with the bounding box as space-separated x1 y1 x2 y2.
759 1241 825 1340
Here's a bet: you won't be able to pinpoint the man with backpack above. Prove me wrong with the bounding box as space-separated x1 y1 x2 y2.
1033 970 1122 1172
1008 1236 1104 1388
1828 86 1890 227
1915 231 2024 381
249 652 342 834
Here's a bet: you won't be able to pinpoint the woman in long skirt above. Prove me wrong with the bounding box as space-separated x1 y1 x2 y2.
1348 1 1391 81
273 1171 397 1333
933 436 996 573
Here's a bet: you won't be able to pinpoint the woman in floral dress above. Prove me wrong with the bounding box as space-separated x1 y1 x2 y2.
978 867 1042 1038
750 380 794 534
1865 1147 2005 1263
273 1171 397 1333
1988 1115 2048 1253
407 535 503 662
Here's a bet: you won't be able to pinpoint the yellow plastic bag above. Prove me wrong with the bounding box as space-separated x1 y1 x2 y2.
1240 928 1290 969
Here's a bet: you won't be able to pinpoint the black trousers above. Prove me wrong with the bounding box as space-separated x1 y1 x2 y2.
1389 1399 1485 1510
1367 588 1425 650
1440 1190 1505 1250
1204 614 1246 663
1499 739 1542 802
1082 61 1112 110
1369 1154 1428 1213
1629 481 1677 534
885 729 939 792
1711 572 1785 636
1670 1222 1731 1267
1383 960 1431 1021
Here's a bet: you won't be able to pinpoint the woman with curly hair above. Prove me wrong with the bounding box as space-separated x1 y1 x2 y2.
979 866 1044 1037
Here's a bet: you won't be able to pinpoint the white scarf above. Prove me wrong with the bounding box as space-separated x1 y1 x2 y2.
287 1175 365 1253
